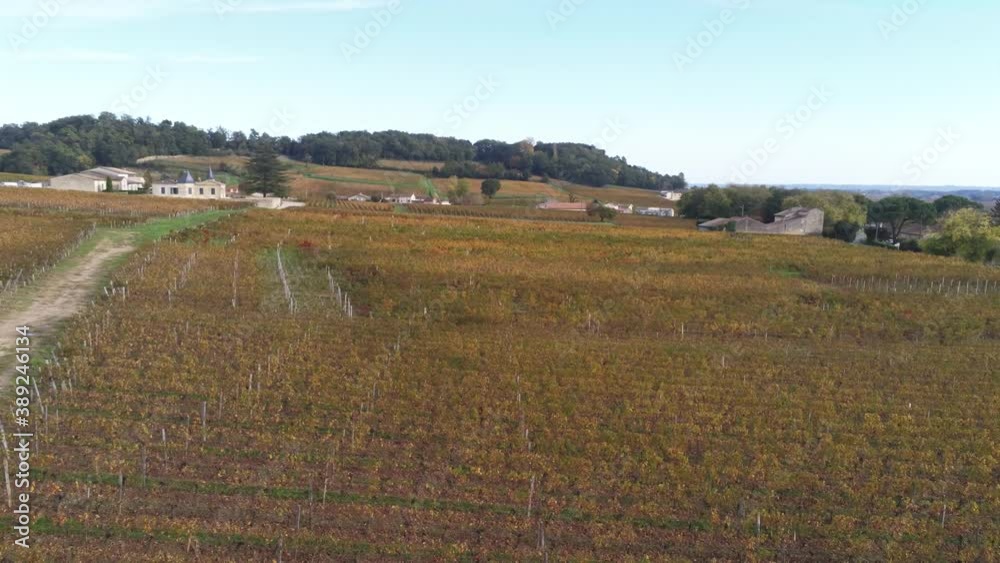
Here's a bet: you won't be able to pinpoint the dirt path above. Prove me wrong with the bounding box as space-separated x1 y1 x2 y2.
0 235 135 391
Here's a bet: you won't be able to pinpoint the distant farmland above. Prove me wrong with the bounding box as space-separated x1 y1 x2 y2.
135 155 672 208
431 178 570 203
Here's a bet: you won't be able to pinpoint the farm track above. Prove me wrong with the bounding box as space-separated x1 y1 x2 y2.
0 233 135 392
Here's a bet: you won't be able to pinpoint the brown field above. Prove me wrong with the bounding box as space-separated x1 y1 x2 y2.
290 176 403 200
616 214 698 229
432 178 569 202
565 184 672 207
286 162 424 185
377 159 444 172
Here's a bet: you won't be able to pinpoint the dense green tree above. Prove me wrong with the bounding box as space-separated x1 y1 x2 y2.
243 140 289 197
934 195 983 215
587 201 617 222
831 221 862 243
142 170 154 193
448 178 470 204
0 114 686 192
990 200 999 226
921 209 1000 263
481 179 502 199
725 185 773 217
868 196 938 242
678 185 735 220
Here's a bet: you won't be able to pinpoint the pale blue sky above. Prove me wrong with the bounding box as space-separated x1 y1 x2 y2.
1 0 997 187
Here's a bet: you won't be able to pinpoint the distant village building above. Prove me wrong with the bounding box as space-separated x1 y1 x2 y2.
386 193 422 204
660 191 686 202
153 168 227 200
636 207 675 218
1 180 45 188
347 193 371 202
48 167 145 192
604 203 635 214
698 207 824 236
537 201 588 212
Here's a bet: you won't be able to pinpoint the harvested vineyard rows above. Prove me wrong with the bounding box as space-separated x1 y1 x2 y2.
0 213 95 296
19 210 1000 561
0 188 246 218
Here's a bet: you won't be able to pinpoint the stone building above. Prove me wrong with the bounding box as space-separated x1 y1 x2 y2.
698 207 825 236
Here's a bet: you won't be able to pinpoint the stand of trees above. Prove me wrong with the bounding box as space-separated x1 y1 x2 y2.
922 208 1000 263
0 114 686 191
679 185 996 262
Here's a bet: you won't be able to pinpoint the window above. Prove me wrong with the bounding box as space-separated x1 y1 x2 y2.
211 188 216 195
199 188 204 195
188 188 192 195
171 188 178 195
160 187 165 195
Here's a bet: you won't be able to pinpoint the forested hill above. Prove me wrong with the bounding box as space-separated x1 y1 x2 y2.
0 113 686 190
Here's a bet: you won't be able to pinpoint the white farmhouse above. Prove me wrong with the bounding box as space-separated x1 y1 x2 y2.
48 167 145 192
153 168 227 200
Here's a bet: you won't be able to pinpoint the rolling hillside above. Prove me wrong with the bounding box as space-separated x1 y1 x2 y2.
135 157 676 209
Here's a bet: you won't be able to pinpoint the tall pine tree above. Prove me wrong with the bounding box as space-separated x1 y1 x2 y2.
243 140 289 197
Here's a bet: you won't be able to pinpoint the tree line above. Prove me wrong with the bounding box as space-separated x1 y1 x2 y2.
679 185 999 263
0 113 686 190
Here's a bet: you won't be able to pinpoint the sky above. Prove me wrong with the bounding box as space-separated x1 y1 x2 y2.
0 0 998 188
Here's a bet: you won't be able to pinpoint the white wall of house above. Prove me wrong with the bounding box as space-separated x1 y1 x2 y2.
48 174 104 192
48 168 143 193
152 182 228 199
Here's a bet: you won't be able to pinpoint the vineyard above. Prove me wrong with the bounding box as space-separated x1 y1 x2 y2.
0 188 247 220
313 201 697 227
0 190 247 326
4 208 999 560
0 213 96 306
